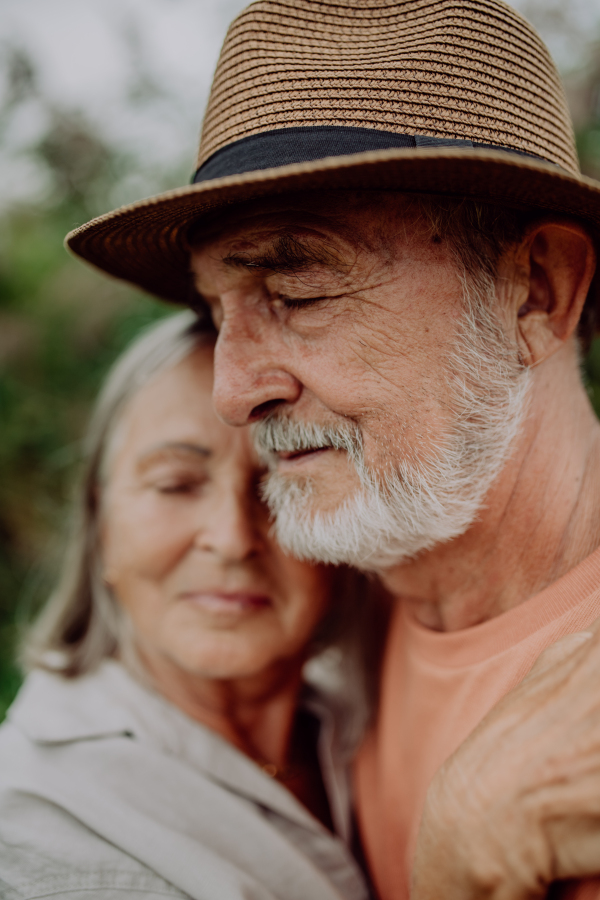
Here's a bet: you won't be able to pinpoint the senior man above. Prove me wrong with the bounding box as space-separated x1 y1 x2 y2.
67 0 600 897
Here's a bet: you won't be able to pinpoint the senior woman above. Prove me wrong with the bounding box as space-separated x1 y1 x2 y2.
0 312 380 900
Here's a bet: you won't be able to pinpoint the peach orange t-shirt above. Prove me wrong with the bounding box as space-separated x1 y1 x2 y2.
354 547 600 900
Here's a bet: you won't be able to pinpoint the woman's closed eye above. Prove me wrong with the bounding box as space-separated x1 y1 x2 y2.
154 476 208 495
137 445 212 496
141 465 209 496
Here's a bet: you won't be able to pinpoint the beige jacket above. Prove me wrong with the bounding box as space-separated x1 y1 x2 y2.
0 660 369 900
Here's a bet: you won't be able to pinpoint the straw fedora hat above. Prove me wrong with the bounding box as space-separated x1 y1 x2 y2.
66 0 600 307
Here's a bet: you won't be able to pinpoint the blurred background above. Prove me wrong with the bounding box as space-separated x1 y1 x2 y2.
1 0 600 718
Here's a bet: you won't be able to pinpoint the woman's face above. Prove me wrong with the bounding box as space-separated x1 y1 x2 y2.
101 344 331 681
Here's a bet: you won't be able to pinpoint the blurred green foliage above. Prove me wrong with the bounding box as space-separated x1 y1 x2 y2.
0 47 177 718
3 27 600 722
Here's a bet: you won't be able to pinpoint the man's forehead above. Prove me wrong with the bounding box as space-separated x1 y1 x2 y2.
192 197 353 251
190 190 417 256
191 217 359 283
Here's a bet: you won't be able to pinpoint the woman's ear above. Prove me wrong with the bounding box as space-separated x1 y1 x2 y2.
513 220 596 367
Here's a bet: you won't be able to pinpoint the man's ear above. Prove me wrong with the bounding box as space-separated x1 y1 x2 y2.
513 220 596 366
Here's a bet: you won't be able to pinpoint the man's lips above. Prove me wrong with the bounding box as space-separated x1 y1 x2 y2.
181 591 272 614
276 447 331 463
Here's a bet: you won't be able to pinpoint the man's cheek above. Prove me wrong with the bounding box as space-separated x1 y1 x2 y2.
348 369 457 474
284 296 358 345
344 329 426 409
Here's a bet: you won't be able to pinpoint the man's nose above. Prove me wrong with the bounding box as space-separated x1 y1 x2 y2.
212 308 302 426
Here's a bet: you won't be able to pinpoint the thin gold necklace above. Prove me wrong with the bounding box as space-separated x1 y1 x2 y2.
259 759 301 782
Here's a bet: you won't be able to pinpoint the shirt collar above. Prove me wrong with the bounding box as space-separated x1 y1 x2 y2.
8 660 333 833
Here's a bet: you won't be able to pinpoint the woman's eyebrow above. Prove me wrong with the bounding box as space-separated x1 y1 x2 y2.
137 442 211 471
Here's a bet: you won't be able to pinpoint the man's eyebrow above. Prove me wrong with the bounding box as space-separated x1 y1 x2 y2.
137 442 211 470
222 232 347 275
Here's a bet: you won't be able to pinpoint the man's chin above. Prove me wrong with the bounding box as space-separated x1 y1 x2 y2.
265 488 341 564
265 466 357 520
261 469 370 567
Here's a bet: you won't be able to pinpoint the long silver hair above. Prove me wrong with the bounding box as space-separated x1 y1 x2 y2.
21 310 216 676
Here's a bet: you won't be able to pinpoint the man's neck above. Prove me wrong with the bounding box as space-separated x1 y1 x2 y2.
381 345 600 632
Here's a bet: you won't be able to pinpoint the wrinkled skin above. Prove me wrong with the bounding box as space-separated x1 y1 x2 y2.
193 195 468 526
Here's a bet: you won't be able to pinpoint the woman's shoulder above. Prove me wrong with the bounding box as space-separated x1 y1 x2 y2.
0 664 369 900
0 707 190 900
0 829 191 900
0 666 187 899
1 661 142 744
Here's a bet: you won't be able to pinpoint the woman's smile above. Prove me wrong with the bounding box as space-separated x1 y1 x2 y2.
180 590 272 616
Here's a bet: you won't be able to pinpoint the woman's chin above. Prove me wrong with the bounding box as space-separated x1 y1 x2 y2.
185 659 277 681
174 640 286 682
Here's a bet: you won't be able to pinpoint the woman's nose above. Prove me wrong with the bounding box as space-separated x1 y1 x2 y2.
193 489 265 563
212 308 302 427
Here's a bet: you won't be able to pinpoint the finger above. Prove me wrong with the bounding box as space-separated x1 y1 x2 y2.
580 613 600 636
580 617 600 635
523 631 593 681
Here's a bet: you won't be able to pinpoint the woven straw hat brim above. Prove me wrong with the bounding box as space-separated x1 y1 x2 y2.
66 146 600 306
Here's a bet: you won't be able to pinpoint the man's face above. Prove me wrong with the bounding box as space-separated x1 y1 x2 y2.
191 192 528 569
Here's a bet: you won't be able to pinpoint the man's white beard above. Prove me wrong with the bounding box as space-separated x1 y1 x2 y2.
254 284 531 572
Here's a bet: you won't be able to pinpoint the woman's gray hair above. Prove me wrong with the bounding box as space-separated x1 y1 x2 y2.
21 310 216 676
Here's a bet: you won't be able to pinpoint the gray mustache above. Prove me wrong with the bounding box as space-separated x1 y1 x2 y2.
252 414 363 461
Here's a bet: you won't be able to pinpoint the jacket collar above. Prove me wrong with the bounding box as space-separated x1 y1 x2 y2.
9 660 331 833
